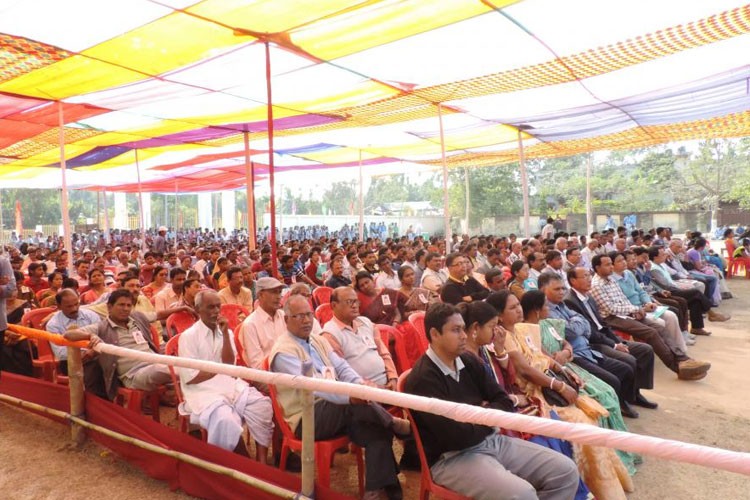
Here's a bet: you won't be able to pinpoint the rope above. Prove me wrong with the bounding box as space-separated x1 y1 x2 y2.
7 324 750 476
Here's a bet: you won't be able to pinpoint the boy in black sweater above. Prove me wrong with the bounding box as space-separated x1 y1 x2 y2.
404 303 579 500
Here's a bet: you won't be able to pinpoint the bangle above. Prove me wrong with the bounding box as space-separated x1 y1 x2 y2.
510 395 519 407
549 378 556 389
494 352 509 362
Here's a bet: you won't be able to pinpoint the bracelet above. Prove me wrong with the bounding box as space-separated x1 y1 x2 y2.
510 395 519 407
549 378 556 389
495 352 509 362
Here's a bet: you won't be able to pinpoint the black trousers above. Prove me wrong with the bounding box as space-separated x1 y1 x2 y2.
296 400 399 491
572 353 634 405
669 287 711 329
594 342 655 393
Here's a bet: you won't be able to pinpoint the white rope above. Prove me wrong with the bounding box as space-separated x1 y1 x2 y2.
93 343 750 476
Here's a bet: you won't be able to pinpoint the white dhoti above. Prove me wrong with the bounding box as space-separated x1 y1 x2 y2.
190 384 274 451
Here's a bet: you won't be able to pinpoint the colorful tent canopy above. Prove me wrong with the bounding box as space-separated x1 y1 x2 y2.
1 0 750 191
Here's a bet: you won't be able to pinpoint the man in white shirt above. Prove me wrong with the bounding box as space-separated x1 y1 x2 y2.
238 277 286 370
178 290 273 462
155 268 187 312
375 255 400 290
420 252 447 293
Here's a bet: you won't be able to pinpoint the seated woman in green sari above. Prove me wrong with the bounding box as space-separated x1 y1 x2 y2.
520 290 641 476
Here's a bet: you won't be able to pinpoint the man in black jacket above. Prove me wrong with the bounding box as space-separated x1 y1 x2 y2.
404 303 579 500
439 253 489 305
565 267 658 408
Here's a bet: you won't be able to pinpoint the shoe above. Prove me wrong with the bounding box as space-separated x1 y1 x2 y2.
633 393 658 409
678 370 708 381
721 292 733 300
690 328 711 336
384 482 404 500
677 359 711 380
274 452 302 472
620 401 639 419
682 332 696 346
391 417 411 438
362 489 387 500
707 310 730 322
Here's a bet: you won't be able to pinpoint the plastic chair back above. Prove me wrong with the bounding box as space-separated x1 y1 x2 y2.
165 311 196 339
312 286 333 308
21 307 58 329
220 304 249 332
375 324 412 374
315 303 333 325
407 311 430 352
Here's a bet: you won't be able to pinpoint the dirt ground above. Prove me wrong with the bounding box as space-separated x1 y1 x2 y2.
2 280 750 499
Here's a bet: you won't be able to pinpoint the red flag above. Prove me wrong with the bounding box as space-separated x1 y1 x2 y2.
14 200 22 236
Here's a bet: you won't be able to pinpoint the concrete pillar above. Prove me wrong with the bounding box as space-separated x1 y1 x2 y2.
198 192 212 230
221 190 236 231
113 192 127 229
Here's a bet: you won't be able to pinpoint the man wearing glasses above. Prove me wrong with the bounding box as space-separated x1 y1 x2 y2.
440 253 489 305
271 295 409 500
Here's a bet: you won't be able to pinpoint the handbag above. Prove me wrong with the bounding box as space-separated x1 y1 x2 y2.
542 368 579 407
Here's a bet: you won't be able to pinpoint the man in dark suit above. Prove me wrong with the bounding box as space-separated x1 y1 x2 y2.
565 267 658 410
539 273 641 418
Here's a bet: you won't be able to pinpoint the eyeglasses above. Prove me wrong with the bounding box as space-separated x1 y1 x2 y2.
287 312 313 321
336 298 359 306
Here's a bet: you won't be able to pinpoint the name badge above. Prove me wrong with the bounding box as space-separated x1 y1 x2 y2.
381 294 391 306
132 329 148 345
548 326 564 342
363 334 377 349
321 366 336 380
525 335 538 351
418 293 428 304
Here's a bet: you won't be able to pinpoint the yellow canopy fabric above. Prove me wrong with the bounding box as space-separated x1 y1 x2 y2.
0 0 749 190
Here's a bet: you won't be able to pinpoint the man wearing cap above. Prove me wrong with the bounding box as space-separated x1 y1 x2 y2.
238 277 286 370
153 226 168 254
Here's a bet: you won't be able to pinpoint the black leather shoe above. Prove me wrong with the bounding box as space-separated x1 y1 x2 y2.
620 401 640 419
633 393 659 409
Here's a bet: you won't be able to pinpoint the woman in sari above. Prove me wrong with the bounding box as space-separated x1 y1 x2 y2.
458 300 592 500
520 290 640 475
507 260 528 299
487 290 633 500
37 271 63 306
141 265 168 304
354 271 403 326
397 265 436 315
80 268 106 305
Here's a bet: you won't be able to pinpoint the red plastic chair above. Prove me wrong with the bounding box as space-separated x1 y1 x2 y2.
21 306 57 329
397 370 471 500
263 357 364 495
314 303 333 325
165 334 207 440
375 324 412 375
312 286 333 308
115 386 163 423
165 310 197 339
407 311 430 352
220 303 250 332
613 329 633 341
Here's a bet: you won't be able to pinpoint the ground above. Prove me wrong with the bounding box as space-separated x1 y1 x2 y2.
2 280 750 499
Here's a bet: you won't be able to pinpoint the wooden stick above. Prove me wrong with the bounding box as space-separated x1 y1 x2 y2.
67 346 86 447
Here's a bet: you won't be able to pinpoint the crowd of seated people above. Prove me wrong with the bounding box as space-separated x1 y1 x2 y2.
0 221 741 499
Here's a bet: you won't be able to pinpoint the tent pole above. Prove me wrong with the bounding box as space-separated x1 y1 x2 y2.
58 102 73 275
244 131 256 250
358 149 364 241
0 189 4 246
586 154 593 235
437 103 451 250
517 129 530 238
134 149 147 252
96 190 101 229
102 189 110 244
174 179 179 251
265 41 278 275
